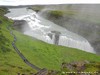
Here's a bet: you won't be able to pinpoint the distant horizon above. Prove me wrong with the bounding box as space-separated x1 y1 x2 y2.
0 0 100 6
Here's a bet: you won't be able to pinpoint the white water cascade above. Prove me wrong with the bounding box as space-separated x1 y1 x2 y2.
5 8 95 53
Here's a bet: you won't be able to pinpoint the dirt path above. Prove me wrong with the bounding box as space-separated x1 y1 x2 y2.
7 26 41 71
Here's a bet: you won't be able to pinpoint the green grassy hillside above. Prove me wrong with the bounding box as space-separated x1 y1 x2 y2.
14 30 100 70
0 8 100 75
0 9 35 75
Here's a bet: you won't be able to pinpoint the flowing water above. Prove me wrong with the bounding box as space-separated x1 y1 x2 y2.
5 7 95 53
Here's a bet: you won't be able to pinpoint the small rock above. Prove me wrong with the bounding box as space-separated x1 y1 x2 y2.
35 68 48 75
17 73 20 75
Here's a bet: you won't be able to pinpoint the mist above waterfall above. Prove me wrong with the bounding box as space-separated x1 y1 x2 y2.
37 4 100 54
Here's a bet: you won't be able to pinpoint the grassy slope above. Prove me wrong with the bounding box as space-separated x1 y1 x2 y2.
0 8 100 75
0 16 35 75
14 31 100 71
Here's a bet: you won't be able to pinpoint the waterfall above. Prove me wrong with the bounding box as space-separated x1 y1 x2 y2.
5 8 95 53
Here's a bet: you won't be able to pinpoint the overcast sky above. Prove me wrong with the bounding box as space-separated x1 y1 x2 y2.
0 0 100 6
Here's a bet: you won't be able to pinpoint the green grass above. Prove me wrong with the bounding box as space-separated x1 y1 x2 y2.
48 10 77 19
48 11 64 18
48 9 100 24
14 31 100 70
29 6 44 12
0 15 36 75
0 8 100 74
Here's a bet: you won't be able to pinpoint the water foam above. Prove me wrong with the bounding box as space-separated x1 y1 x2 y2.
5 8 95 53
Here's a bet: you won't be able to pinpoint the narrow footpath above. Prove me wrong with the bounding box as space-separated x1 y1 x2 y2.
7 26 41 71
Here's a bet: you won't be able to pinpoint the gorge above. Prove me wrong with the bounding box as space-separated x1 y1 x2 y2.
5 7 95 53
37 5 100 54
0 4 100 75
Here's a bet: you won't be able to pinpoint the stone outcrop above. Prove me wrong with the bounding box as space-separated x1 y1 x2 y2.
13 20 31 33
48 31 61 45
17 61 100 75
61 61 100 75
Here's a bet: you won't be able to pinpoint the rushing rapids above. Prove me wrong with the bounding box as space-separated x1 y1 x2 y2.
5 8 95 53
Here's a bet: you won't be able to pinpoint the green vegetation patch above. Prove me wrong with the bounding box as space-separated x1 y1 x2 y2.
14 30 100 70
0 7 36 75
48 10 64 18
48 10 77 19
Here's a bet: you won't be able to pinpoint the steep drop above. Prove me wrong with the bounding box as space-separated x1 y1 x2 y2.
5 7 95 53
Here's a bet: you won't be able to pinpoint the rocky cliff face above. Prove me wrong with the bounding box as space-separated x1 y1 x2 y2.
37 4 100 54
13 20 31 33
46 17 100 54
